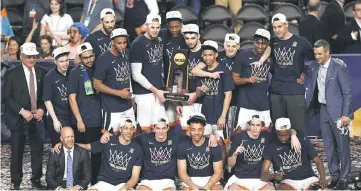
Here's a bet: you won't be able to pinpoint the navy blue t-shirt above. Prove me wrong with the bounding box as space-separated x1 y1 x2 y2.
85 30 112 58
230 132 271 179
43 68 72 126
233 50 270 111
270 35 314 95
124 0 148 27
136 132 187 180
67 65 102 127
218 50 238 106
199 63 234 124
263 135 317 180
188 49 204 104
91 136 143 185
177 138 222 177
159 28 187 81
93 50 132 112
130 35 164 94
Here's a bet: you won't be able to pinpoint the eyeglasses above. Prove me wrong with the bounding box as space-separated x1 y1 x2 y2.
24 55 38 59
80 55 94 61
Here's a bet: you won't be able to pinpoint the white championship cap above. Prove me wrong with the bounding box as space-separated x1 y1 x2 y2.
145 14 161 24
166 11 182 20
248 113 265 123
254 28 271 41
182 24 199 34
119 118 136 128
202 40 218 51
20 42 39 56
100 8 115 19
52 47 70 60
77 42 93 55
224 33 240 44
275 118 291 131
110 28 128 39
272 13 287 24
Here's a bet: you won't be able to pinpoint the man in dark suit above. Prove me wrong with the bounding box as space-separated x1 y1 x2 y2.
2 42 48 190
46 127 91 190
339 0 361 53
306 39 353 190
320 0 346 53
300 0 323 45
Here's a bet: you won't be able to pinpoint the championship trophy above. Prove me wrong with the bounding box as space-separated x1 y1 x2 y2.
164 49 190 102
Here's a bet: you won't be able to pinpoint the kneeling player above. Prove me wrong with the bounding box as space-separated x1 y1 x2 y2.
226 114 301 191
78 119 143 190
261 118 328 190
177 114 223 191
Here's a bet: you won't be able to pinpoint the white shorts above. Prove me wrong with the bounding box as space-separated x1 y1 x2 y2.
134 93 167 130
236 108 271 130
102 107 136 133
89 181 126 191
225 175 269 191
181 176 220 189
165 101 178 125
137 179 176 190
204 124 229 141
281 176 319 190
180 103 202 129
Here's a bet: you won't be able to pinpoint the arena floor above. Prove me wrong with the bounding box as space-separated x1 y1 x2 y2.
1 138 361 190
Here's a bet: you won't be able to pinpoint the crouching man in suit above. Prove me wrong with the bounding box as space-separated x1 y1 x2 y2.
46 127 91 190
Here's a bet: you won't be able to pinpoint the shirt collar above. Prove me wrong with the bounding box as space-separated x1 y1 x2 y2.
22 63 34 71
336 0 344 9
321 58 331 68
63 146 74 154
355 19 361 29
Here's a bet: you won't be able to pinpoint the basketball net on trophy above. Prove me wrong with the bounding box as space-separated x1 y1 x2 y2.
250 61 270 83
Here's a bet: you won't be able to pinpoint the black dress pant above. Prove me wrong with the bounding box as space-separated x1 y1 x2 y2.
270 94 306 136
10 120 43 185
74 127 102 185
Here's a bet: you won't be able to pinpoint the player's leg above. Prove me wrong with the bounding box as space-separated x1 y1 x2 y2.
210 184 223 190
260 182 276 190
136 185 152 191
134 94 154 131
269 94 287 136
285 95 306 135
276 183 297 190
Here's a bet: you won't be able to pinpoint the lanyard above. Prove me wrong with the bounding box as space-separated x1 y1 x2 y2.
86 0 97 15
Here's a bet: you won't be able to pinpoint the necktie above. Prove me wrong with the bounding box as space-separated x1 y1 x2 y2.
29 68 37 113
66 150 73 188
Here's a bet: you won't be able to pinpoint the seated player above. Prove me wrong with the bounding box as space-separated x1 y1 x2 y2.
261 118 328 191
177 113 224 191
99 118 218 191
77 119 143 191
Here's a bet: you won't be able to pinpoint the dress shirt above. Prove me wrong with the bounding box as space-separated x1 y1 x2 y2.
22 63 37 95
317 58 331 104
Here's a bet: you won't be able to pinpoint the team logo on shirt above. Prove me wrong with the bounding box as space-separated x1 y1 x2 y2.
147 44 163 64
108 150 132 171
188 58 200 77
149 146 172 166
292 42 298 47
201 78 219 96
114 62 130 82
99 42 112 53
166 44 181 60
243 144 265 164
250 62 270 83
187 152 210 170
130 148 134 153
57 84 68 101
225 61 234 71
274 47 295 66
278 150 302 174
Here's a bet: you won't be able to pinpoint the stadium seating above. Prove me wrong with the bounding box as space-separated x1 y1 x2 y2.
239 40 254 50
202 24 232 43
236 4 269 24
344 2 355 21
170 6 198 24
201 5 233 29
271 3 304 21
238 22 266 42
67 7 83 22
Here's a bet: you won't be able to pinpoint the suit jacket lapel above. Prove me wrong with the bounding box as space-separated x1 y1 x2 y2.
60 149 65 178
325 59 335 87
19 64 30 101
73 147 80 175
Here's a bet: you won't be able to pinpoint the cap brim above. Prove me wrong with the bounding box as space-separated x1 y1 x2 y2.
22 50 39 56
111 34 128 39
202 45 217 52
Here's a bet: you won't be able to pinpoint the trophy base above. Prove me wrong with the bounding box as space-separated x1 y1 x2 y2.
164 93 189 102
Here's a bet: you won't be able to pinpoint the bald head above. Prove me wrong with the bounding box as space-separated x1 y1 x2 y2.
60 127 75 149
308 0 321 12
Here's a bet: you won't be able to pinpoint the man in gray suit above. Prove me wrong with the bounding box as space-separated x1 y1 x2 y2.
306 39 353 190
